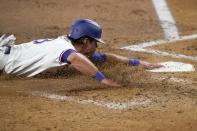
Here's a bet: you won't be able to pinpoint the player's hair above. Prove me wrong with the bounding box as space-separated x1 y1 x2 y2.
68 35 95 45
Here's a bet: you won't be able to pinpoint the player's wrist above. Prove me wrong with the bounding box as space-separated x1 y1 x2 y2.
128 59 140 66
95 71 106 81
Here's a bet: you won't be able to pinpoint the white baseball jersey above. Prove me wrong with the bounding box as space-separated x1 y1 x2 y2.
3 36 76 77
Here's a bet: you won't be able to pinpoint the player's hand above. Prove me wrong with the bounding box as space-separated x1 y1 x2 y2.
101 79 121 87
140 61 163 70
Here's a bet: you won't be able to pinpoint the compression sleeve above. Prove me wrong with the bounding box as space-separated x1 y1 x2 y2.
91 52 107 62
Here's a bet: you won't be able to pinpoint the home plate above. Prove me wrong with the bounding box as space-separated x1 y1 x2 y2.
149 61 195 72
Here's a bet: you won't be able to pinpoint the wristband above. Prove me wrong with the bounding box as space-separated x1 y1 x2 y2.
95 71 106 81
128 59 140 66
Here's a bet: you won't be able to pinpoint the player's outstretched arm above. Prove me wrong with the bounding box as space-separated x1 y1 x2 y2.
97 52 163 70
67 52 120 87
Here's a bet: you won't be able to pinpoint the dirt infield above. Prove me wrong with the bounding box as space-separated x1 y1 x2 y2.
0 0 197 131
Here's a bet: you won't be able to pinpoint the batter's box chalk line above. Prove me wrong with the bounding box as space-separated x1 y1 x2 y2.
32 91 155 110
121 0 196 86
122 0 197 62
152 0 180 40
121 34 197 61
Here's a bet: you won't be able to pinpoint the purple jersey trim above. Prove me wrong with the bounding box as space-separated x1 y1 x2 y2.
91 52 107 62
59 49 76 64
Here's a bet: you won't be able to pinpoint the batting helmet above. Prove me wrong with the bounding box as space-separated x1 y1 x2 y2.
69 19 104 43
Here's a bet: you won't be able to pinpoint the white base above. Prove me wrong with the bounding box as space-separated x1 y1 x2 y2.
149 61 195 72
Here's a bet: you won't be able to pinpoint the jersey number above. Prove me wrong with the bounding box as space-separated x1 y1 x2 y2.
33 39 52 44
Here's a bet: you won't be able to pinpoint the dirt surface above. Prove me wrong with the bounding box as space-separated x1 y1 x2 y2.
167 0 197 36
0 0 197 131
151 39 197 56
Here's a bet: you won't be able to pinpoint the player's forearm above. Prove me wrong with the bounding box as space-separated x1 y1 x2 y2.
67 52 120 86
69 53 98 76
105 53 141 66
105 53 129 64
68 53 120 85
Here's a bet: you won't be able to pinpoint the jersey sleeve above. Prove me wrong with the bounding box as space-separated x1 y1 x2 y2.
60 49 76 64
58 36 77 64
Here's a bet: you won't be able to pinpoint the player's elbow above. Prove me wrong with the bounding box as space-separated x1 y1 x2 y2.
67 52 79 63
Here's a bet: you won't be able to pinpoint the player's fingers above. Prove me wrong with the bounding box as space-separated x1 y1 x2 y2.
101 79 121 87
155 64 164 68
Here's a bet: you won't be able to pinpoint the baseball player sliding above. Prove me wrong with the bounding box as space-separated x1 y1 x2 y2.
0 19 162 87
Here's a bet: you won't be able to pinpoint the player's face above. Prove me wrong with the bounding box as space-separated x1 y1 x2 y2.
84 39 98 54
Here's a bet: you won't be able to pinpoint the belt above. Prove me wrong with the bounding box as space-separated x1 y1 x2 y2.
0 46 11 54
4 46 11 54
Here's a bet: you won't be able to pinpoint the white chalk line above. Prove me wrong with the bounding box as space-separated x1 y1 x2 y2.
31 75 195 110
123 34 197 49
122 0 197 61
32 91 152 110
121 0 196 91
143 49 197 61
152 0 179 40
121 34 197 61
30 0 195 111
